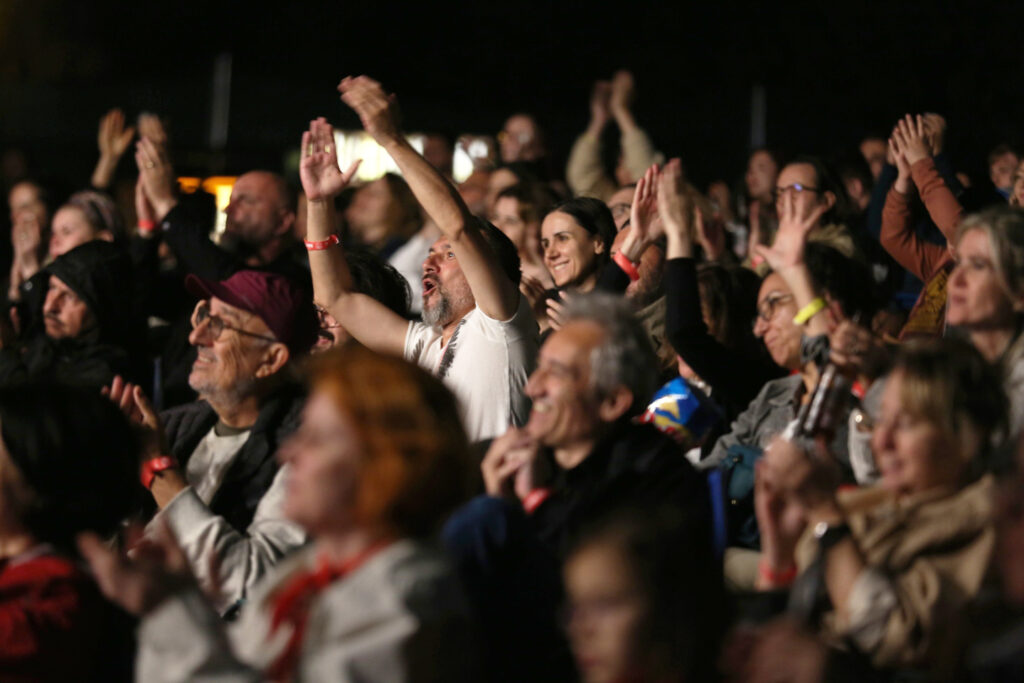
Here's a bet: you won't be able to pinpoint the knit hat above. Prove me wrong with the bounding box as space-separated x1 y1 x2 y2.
185 270 318 356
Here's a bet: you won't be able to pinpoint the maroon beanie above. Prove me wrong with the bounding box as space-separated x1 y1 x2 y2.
185 270 317 356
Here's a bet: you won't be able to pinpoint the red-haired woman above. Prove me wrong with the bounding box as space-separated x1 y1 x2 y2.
81 345 478 682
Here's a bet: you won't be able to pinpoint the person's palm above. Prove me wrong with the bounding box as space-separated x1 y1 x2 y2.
300 119 359 201
301 152 347 201
631 185 660 240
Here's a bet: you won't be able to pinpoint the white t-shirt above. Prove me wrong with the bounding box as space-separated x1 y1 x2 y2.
404 294 538 442
185 427 251 503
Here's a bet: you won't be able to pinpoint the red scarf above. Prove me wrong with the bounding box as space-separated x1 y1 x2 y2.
266 540 392 681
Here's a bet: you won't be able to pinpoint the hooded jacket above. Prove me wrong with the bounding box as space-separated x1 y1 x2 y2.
0 241 149 390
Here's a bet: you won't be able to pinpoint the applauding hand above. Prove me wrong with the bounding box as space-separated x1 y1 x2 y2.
892 114 931 166
888 134 912 194
338 76 403 147
135 136 177 219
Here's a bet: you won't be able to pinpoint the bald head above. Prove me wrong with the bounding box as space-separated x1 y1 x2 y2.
224 171 296 250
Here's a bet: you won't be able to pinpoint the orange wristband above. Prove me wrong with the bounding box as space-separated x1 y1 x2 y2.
758 560 798 586
523 488 553 514
304 235 340 251
612 251 640 282
140 456 177 489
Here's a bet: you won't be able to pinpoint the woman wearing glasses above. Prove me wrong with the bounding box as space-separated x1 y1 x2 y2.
698 188 878 575
658 159 786 425
750 156 856 272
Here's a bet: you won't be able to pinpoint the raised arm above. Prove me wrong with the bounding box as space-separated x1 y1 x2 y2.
610 71 663 182
565 79 616 199
92 108 136 190
894 114 964 240
338 75 519 321
300 117 409 355
754 192 832 339
881 134 948 282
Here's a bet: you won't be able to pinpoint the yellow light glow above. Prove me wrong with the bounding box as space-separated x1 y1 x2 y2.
174 176 237 234
201 176 237 235
332 131 425 183
176 177 201 193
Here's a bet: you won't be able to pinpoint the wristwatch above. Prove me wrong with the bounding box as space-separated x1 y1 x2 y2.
813 520 851 550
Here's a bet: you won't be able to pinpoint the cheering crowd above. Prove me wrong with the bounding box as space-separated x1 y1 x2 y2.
2 70 1024 682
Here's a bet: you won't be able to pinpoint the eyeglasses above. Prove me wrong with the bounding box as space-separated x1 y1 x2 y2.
772 183 820 202
754 294 795 324
608 202 632 221
191 301 277 343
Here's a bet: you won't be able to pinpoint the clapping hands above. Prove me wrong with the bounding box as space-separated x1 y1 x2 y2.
337 76 403 147
891 114 931 166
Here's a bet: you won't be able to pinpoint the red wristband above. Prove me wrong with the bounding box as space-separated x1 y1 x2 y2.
304 234 340 251
758 559 798 586
522 488 553 514
137 220 157 235
612 251 640 282
140 456 178 489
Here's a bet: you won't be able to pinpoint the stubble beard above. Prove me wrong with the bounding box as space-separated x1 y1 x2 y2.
422 283 474 329
188 355 259 409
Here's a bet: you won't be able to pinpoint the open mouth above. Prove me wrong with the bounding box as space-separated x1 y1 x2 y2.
422 277 439 298
194 351 216 366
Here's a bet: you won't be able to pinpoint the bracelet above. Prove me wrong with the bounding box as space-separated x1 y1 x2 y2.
137 220 157 234
758 559 798 586
612 251 640 282
140 456 178 489
792 297 827 325
304 234 340 251
522 488 553 514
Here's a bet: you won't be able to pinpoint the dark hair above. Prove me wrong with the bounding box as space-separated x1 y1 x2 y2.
548 197 616 259
749 146 786 171
697 263 762 351
568 504 727 683
989 143 1019 168
803 242 881 321
836 152 874 195
478 218 522 285
786 155 853 227
0 383 140 551
494 161 544 186
344 246 411 318
495 182 556 225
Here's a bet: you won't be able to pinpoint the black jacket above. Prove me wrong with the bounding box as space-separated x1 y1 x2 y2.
0 241 149 391
159 384 305 532
664 257 785 423
531 421 710 559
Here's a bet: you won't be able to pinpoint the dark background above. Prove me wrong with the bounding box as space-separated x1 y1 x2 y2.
3 0 1023 193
